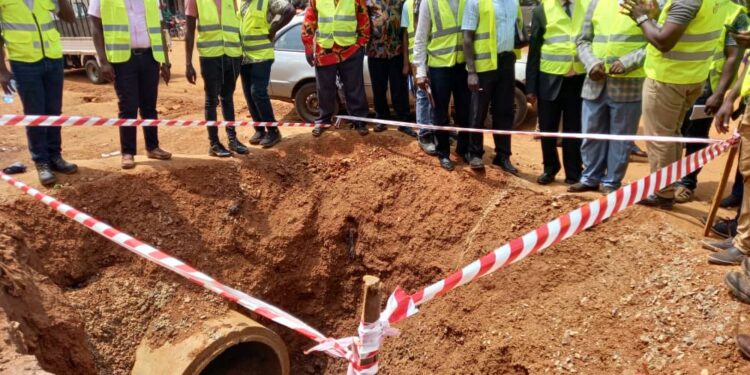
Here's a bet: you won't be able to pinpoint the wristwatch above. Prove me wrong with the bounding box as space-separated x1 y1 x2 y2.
636 14 650 26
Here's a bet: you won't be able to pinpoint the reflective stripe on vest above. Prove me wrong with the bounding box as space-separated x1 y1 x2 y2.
316 0 357 48
472 0 522 72
590 0 647 79
196 0 242 57
644 0 724 84
427 0 465 67
240 0 274 61
0 0 62 62
540 0 587 75
100 0 165 63
406 0 416 63
709 1 745 92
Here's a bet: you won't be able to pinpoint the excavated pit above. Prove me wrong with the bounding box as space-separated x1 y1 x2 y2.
2 133 748 374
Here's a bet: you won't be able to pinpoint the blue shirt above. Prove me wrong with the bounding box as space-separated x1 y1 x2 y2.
401 1 409 28
461 0 517 53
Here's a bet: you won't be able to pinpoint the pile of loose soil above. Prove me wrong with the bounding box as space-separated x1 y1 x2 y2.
1 131 749 374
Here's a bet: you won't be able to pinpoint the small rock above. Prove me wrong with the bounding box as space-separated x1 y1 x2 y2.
715 336 725 345
682 335 694 345
700 369 709 375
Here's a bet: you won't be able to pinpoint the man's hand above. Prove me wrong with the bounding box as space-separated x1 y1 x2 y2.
621 0 658 21
100 61 115 82
609 60 625 75
730 31 750 49
416 76 430 91
526 93 537 105
467 72 480 92
160 64 171 85
714 100 734 134
186 63 197 84
0 69 14 95
589 62 606 81
305 52 315 67
705 93 723 115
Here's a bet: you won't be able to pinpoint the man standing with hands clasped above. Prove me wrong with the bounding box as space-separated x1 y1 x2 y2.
89 0 174 169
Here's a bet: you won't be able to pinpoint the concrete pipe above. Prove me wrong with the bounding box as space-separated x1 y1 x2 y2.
132 310 289 375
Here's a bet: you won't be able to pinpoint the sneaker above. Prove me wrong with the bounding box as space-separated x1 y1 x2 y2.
638 194 674 210
674 184 694 203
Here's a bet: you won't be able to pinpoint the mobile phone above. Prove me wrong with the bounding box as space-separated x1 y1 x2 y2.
725 24 741 34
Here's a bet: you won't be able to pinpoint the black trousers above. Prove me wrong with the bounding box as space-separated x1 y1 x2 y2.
113 49 160 155
679 83 711 190
199 55 241 141
538 75 584 180
470 52 516 159
429 64 471 158
315 49 369 124
367 54 410 120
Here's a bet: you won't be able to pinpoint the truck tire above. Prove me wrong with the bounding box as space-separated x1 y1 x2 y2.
84 59 104 84
512 86 528 129
294 81 337 123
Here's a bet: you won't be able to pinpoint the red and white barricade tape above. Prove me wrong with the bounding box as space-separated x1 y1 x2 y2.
0 115 325 128
0 173 350 360
337 115 721 144
378 134 739 325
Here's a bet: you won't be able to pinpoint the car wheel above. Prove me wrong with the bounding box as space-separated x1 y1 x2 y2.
84 59 104 84
294 81 338 123
512 86 528 129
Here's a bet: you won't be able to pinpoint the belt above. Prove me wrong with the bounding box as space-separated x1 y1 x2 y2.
132 48 152 55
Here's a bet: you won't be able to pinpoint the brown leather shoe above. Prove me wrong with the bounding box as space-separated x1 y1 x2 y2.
121 154 135 169
738 334 750 359
147 148 172 160
724 272 750 304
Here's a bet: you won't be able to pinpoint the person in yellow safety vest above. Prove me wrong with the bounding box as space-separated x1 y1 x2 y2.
622 0 725 209
89 0 174 170
413 0 472 171
0 0 77 186
238 0 294 148
527 0 588 186
185 0 249 157
402 0 437 155
569 0 648 195
463 0 526 171
673 0 747 204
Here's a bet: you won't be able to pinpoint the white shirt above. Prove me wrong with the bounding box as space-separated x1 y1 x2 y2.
88 0 161 49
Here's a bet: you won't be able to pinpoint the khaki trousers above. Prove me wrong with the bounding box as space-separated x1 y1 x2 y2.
733 114 750 255
641 78 704 198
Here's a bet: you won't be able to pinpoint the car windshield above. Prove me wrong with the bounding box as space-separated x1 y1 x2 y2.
275 23 304 52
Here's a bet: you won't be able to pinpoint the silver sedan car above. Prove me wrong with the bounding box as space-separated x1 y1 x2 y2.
269 16 529 127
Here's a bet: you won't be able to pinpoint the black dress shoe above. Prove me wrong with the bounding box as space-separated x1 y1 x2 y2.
439 157 454 171
568 182 598 193
260 128 281 148
709 246 747 265
249 127 266 145
638 194 674 210
355 123 370 136
465 154 484 169
209 142 232 157
720 194 741 208
373 123 387 132
228 137 249 154
398 126 417 137
712 218 738 239
418 135 437 155
491 157 518 175
564 178 578 185
50 156 78 174
537 172 556 185
35 163 56 186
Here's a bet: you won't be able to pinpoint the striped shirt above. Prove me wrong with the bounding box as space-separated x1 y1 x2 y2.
576 0 646 102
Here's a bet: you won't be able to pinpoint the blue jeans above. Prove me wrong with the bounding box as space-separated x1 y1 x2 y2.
415 87 432 137
10 58 64 164
240 60 276 123
580 90 641 189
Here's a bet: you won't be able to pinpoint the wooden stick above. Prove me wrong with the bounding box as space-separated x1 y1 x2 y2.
359 275 382 369
704 143 739 237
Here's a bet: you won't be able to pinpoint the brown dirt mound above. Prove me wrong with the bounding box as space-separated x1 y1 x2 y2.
0 131 749 374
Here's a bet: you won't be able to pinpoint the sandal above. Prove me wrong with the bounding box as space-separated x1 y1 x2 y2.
674 185 694 203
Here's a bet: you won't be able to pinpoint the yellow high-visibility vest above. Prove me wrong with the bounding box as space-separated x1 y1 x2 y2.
540 0 587 75
406 0 416 63
590 0 646 78
426 0 466 67
0 0 62 63
644 0 724 84
100 0 165 63
196 0 242 57
472 0 523 72
240 0 274 61
316 0 357 48
709 0 745 92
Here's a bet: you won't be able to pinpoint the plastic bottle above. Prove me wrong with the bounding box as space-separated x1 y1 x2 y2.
2 79 16 104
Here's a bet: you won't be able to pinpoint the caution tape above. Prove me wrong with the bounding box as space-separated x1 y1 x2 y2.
0 173 349 360
0 115 325 128
337 115 722 144
378 133 738 325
